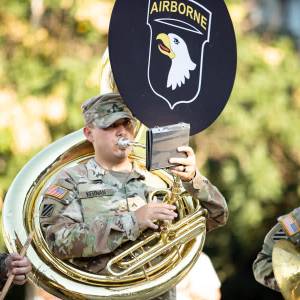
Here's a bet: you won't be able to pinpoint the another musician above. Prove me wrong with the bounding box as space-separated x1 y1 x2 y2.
253 207 300 291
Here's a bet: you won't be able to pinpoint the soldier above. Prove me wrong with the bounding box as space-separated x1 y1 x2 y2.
39 92 228 300
0 253 32 288
253 207 300 291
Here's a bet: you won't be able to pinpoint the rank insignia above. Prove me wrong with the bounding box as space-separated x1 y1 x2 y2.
41 204 54 218
279 213 300 236
45 185 68 200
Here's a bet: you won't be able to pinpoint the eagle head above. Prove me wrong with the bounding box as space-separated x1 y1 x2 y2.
156 33 197 90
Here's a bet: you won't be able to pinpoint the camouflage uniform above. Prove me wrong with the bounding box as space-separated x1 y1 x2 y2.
40 92 228 300
39 158 227 299
40 158 228 265
253 207 300 292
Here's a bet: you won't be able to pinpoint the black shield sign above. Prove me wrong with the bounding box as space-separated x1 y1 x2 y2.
109 0 237 135
147 0 211 109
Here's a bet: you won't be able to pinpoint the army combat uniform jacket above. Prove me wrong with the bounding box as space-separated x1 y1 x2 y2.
40 158 228 297
253 208 300 292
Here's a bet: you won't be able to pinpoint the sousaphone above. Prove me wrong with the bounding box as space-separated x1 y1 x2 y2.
2 49 207 299
273 240 300 300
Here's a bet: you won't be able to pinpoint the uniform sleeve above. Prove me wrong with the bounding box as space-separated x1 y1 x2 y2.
182 170 228 232
252 222 286 292
40 173 140 260
0 253 8 288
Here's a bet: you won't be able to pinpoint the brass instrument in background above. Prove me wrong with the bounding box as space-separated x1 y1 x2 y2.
273 240 300 300
2 49 207 299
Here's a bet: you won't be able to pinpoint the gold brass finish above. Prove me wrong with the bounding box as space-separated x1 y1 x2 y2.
273 240 300 300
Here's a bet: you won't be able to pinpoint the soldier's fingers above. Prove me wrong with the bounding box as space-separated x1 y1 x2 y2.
9 253 22 260
156 203 176 210
12 266 31 275
147 221 158 230
154 213 176 221
171 169 195 182
158 204 177 211
13 274 26 280
13 275 27 285
177 146 194 157
11 258 31 268
14 280 27 285
149 203 176 210
170 169 186 176
152 208 177 218
169 157 190 165
170 165 185 172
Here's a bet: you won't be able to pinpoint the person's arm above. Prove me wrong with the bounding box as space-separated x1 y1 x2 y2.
182 170 228 231
252 223 286 292
169 146 228 232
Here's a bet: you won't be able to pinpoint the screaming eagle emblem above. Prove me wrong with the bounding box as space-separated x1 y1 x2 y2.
147 0 212 109
157 32 196 90
109 0 237 133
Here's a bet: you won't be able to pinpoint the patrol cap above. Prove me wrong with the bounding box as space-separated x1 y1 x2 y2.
81 93 134 128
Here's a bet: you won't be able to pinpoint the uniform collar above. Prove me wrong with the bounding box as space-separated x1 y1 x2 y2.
130 160 146 180
86 158 146 181
86 158 105 180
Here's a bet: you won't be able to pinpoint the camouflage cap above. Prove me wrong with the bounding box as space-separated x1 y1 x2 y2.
81 93 134 128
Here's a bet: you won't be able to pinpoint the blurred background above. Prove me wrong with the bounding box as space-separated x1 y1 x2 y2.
1 0 300 299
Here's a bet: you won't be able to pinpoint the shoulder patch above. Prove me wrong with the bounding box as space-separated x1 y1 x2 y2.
278 213 300 236
272 228 288 241
45 185 68 200
41 204 54 217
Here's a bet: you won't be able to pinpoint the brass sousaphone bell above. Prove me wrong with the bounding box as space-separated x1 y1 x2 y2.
273 240 300 300
2 49 207 299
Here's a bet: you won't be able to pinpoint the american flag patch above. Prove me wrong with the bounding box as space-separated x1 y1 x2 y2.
45 185 68 200
279 213 300 236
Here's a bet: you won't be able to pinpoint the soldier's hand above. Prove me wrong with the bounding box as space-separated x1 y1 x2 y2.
169 146 196 182
134 203 177 230
5 253 32 285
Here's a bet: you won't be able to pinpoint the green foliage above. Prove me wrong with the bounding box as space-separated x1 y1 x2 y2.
193 8 300 291
0 0 103 217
